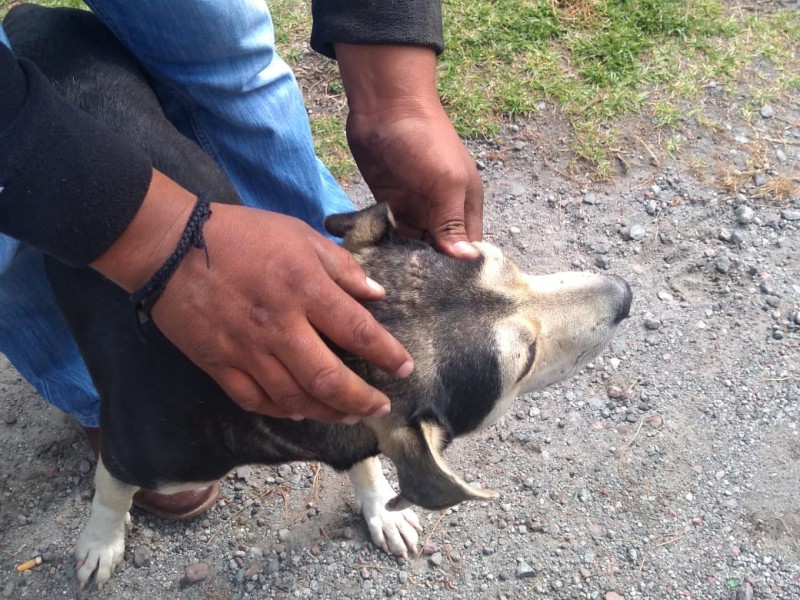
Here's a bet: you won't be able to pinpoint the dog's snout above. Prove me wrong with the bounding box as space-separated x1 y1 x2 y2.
609 275 633 324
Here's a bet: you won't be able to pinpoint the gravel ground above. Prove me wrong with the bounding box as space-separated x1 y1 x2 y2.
1 59 799 600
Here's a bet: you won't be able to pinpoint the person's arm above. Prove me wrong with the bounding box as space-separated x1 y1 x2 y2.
311 0 444 59
0 45 151 265
310 1 483 258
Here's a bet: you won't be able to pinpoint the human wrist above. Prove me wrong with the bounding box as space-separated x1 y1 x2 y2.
90 169 196 293
335 44 441 119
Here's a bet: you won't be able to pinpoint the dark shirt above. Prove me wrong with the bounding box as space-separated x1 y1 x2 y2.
0 1 444 267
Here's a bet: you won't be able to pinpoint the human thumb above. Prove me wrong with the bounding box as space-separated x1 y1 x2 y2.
431 214 480 260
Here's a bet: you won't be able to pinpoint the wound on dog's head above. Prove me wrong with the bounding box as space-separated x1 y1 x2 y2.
380 420 499 512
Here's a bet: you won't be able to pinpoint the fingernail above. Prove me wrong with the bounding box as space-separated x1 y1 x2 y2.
289 414 305 421
366 277 385 294
453 241 478 258
340 415 361 425
370 403 391 418
395 360 414 379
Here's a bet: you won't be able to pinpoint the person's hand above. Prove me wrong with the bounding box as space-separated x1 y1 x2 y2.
92 170 413 422
335 44 484 259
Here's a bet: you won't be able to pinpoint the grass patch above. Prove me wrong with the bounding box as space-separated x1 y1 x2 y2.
13 0 800 178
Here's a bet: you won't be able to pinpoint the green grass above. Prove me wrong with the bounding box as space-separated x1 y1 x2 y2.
12 0 800 178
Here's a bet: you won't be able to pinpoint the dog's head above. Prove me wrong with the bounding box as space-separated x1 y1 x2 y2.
326 205 631 511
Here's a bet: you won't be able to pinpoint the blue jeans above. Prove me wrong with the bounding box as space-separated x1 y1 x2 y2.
0 0 353 426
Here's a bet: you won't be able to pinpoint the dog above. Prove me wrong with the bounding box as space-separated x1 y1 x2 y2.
5 5 632 589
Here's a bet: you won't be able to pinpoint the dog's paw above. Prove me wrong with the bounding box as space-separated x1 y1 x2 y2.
360 489 422 559
75 514 127 589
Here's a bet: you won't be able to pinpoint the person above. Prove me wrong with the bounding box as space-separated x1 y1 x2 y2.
0 0 483 518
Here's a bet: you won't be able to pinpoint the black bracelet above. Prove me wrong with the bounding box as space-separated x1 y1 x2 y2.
131 195 212 323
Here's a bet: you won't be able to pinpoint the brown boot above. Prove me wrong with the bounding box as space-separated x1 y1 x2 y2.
83 427 219 521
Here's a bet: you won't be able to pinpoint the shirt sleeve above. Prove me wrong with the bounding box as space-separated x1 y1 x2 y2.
0 44 152 267
310 0 444 59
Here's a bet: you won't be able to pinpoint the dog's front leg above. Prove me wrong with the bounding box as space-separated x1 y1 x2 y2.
348 456 422 559
76 457 138 589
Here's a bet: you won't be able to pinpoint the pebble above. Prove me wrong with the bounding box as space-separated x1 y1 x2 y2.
606 592 625 600
780 209 800 221
735 205 755 224
2 582 14 598
278 528 290 541
628 224 646 241
583 192 599 205
516 560 536 578
760 104 775 119
657 291 674 303
428 552 443 567
133 545 153 568
644 316 662 330
508 183 526 197
181 562 210 588
588 397 606 411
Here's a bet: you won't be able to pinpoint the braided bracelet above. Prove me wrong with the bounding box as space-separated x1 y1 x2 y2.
131 195 212 323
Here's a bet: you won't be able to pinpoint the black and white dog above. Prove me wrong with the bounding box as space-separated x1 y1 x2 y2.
5 5 632 589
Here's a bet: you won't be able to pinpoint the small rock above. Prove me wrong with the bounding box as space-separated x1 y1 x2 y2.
133 545 153 568
509 226 521 235
760 104 775 119
607 385 625 399
644 316 662 330
780 209 800 221
657 291 674 303
516 560 536 578
583 192 599 205
735 205 755 224
508 183 526 197
277 528 290 541
716 256 731 274
644 199 658 215
181 562 210 588
428 552 443 567
595 255 611 270
588 397 606 411
628 224 646 241
606 592 625 600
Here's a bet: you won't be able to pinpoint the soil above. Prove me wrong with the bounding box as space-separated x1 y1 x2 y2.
1 14 799 600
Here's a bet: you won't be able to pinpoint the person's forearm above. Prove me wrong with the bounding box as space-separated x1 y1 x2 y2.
90 169 196 292
335 44 440 117
0 45 151 267
311 0 443 59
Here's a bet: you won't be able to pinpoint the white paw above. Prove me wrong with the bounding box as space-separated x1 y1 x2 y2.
75 512 128 589
360 486 422 559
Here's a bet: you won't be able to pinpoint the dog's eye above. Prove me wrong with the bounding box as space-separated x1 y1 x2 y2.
515 341 537 383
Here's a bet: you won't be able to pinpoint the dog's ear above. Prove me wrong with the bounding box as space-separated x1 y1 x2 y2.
324 204 396 251
376 420 499 512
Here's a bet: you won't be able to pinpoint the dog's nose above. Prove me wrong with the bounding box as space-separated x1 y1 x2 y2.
608 275 633 323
